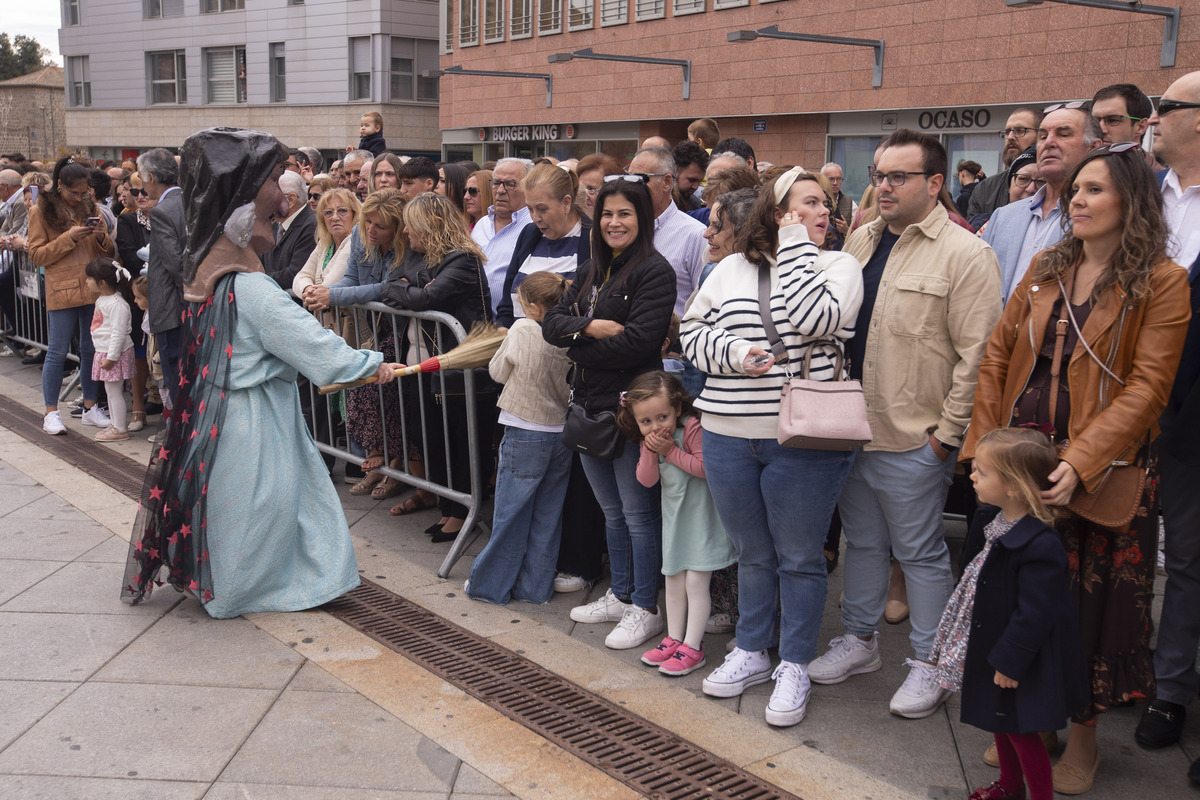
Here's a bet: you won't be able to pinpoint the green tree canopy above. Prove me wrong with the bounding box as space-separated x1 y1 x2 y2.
0 34 53 81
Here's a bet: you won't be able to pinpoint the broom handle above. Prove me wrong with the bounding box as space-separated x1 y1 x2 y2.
317 364 423 395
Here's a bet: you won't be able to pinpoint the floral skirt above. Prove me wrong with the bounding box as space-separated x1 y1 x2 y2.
345 332 421 463
92 346 135 382
1059 488 1158 722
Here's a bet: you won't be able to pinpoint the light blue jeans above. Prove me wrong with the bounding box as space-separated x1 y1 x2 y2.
703 431 855 664
43 305 98 407
467 426 572 605
580 444 662 610
837 443 956 661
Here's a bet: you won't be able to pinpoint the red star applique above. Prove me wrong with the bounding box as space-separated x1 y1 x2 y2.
187 342 197 356
200 518 207 529
201 550 209 562
183 469 193 482
225 343 234 359
168 533 179 545
201 364 210 379
199 461 207 472
210 424 218 439
148 548 159 559
210 326 217 339
164 407 174 420
202 590 213 602
189 579 200 591
180 524 192 539
178 373 189 388
189 430 198 441
201 484 208 496
180 309 188 324
180 410 191 424
134 539 144 552
133 574 143 584
157 446 170 461
198 400 206 414
228 290 235 303
149 485 164 501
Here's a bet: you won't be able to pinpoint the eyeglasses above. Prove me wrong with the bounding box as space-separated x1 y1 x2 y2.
128 188 148 197
1011 174 1048 189
1093 114 1143 128
1043 100 1090 115
582 186 600 196
869 171 934 188
1155 99 1200 116
999 127 1034 139
464 186 480 197
625 171 669 182
323 208 352 219
491 179 519 190
866 164 876 177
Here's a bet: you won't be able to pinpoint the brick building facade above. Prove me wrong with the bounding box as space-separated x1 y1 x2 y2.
0 66 66 162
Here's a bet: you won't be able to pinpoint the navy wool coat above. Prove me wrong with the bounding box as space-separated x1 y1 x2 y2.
959 507 1089 734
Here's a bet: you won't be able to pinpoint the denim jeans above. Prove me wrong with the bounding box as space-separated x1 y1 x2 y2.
580 444 662 610
703 431 855 664
156 326 183 407
837 444 956 661
43 305 98 407
467 426 572 605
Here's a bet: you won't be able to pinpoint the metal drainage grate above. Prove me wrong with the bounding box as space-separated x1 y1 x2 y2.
0 400 149 499
327 580 802 800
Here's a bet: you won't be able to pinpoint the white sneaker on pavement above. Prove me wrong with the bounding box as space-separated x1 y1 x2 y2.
705 613 735 634
889 658 950 718
701 647 772 698
42 410 66 435
554 573 590 593
81 404 112 428
765 661 811 727
604 605 664 649
808 632 882 685
569 588 630 624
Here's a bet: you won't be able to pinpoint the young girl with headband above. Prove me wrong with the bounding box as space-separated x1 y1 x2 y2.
85 257 136 441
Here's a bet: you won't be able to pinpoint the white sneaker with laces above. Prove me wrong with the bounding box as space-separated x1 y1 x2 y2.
765 661 811 727
81 404 112 428
569 588 630 624
889 658 950 718
701 647 772 698
705 612 735 634
808 633 882 685
604 605 664 650
554 573 590 593
42 410 66 435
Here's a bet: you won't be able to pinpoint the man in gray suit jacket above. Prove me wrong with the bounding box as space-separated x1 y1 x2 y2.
140 148 186 402
261 170 317 289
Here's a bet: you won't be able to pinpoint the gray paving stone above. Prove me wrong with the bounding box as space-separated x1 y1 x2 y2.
0 461 38 486
0 682 278 782
2 561 165 616
0 611 159 681
77 535 133 563
96 600 302 689
287 661 355 693
222 689 458 792
2 493 93 521
0 680 77 749
0 558 63 605
0 517 110 561
0 774 206 800
204 784 445 800
452 763 514 796
0 484 51 517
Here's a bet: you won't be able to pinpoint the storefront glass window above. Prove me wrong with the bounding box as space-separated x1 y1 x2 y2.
828 136 882 204
945 133 1002 199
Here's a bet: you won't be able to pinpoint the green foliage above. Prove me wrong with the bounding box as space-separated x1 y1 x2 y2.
0 34 53 81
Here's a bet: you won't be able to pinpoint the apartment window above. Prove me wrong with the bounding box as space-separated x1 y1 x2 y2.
538 0 561 35
599 0 626 26
145 0 184 17
444 0 454 51
205 46 246 103
270 43 285 102
350 37 372 100
390 38 439 102
64 0 81 26
713 0 747 8
459 0 479 46
201 0 244 11
511 0 532 38
148 50 186 104
634 0 662 20
568 0 592 30
672 0 702 14
484 0 504 42
67 56 90 107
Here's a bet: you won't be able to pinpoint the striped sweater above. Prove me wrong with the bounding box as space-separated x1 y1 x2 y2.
680 224 864 440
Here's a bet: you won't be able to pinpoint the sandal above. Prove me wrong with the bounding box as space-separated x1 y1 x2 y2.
129 411 147 432
371 477 404 500
390 492 438 516
348 471 384 496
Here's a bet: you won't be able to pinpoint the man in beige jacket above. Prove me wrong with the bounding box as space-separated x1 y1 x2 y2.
808 129 1002 719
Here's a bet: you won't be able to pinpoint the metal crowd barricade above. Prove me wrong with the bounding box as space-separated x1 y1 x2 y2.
298 297 489 579
3 250 82 402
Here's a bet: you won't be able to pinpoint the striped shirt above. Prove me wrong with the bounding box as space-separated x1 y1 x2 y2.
681 225 864 440
508 221 583 320
652 202 708 315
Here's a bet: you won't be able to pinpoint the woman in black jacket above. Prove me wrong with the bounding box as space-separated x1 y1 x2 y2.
384 192 494 542
542 177 676 651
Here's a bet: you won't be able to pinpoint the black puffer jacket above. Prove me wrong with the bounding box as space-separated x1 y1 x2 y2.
382 248 492 347
542 249 676 414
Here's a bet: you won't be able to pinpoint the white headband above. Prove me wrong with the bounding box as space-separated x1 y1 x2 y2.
772 165 809 206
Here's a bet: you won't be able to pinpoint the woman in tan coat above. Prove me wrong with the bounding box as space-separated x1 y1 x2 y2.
27 156 116 434
962 143 1191 794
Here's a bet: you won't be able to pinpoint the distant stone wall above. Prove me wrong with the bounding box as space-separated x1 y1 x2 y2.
0 85 66 161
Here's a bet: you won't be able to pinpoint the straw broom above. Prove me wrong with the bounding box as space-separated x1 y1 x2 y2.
318 323 508 395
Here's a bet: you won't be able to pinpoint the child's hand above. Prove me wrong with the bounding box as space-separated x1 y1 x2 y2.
645 430 675 456
993 670 1018 689
101 358 116 370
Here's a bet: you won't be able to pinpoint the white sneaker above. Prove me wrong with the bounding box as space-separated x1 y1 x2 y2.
604 605 664 650
570 588 630 624
81 404 111 428
705 612 735 634
765 661 811 727
554 573 590 593
725 637 738 653
809 633 882 685
701 647 772 698
42 410 66 435
889 658 950 719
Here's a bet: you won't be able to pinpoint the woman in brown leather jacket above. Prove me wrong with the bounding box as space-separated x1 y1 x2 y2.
27 156 116 434
962 144 1191 795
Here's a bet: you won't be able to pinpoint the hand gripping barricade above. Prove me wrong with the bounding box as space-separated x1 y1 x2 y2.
2 250 82 401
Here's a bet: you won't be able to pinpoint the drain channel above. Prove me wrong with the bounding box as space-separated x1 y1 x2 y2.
1 395 802 800
327 582 802 800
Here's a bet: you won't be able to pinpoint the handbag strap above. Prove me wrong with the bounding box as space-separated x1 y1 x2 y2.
756 265 789 364
1056 275 1126 388
1046 298 1071 437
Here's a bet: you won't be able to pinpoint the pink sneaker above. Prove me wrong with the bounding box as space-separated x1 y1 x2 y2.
640 636 681 666
659 642 706 676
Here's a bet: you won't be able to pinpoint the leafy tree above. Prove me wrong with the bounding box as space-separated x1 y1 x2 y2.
0 34 52 81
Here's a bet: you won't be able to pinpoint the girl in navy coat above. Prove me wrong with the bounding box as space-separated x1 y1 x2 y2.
931 428 1087 800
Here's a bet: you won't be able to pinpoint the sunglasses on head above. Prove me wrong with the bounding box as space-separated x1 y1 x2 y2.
1043 100 1091 115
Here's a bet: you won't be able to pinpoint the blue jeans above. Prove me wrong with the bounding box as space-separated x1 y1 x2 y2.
43 305 98 407
580 444 662 609
467 426 572 605
156 326 183 406
703 431 855 664
837 444 956 661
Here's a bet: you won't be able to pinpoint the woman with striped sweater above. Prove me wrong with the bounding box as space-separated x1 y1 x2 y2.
681 167 864 728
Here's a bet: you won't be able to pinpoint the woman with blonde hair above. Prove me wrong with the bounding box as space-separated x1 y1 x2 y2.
463 169 492 230
384 192 494 541
294 188 362 298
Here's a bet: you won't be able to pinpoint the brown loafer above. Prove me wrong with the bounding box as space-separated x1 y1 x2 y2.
1052 751 1101 795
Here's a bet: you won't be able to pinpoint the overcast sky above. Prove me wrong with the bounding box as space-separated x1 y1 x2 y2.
1 0 63 65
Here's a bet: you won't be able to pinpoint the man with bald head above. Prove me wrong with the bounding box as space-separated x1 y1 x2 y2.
261 169 317 288
821 162 855 249
1134 73 1200 767
983 102 1103 299
641 135 671 150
